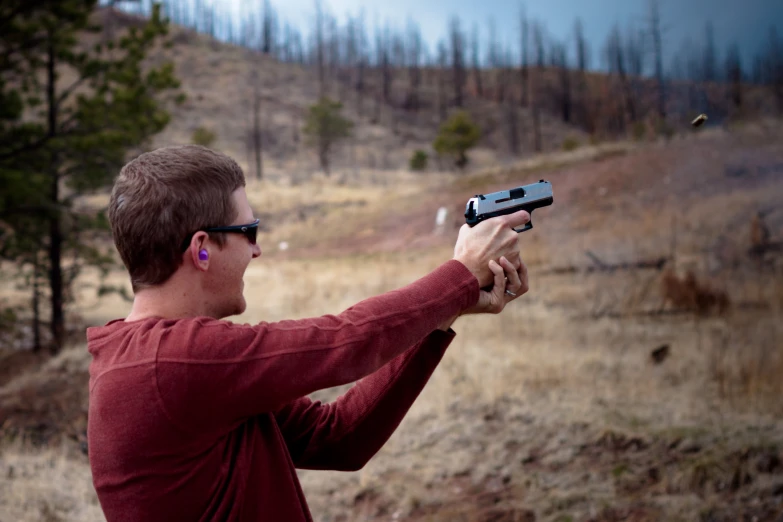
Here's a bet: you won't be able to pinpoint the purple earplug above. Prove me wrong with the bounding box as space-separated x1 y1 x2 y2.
198 249 208 261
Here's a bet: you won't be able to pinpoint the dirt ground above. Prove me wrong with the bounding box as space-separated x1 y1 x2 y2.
2 122 783 521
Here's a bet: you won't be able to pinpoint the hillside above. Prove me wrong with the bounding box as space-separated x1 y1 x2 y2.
65 7 777 189
92 8 675 183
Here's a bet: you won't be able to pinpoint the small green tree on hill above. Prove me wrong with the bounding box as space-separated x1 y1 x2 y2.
0 0 182 353
302 97 353 175
409 149 428 171
433 110 481 169
191 126 216 147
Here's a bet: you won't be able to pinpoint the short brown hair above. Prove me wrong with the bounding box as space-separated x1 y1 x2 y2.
108 145 246 292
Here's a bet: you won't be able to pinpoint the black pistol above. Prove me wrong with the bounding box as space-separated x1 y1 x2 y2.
464 179 554 233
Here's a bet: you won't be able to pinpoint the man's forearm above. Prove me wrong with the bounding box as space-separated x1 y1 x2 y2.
437 314 459 332
275 328 456 471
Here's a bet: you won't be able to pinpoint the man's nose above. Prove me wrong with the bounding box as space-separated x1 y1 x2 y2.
251 242 262 259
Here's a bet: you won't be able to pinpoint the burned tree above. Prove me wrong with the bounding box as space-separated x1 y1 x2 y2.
373 24 392 123
724 42 743 111
702 21 717 84
605 24 636 130
405 19 423 114
486 17 502 102
470 23 483 99
519 7 529 107
763 27 783 113
573 18 592 132
352 12 368 117
647 0 667 119
449 16 466 108
550 40 572 124
530 20 545 152
314 0 327 98
437 40 449 123
502 46 520 155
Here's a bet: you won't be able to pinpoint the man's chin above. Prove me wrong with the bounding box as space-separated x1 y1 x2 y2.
216 298 246 320
235 296 247 316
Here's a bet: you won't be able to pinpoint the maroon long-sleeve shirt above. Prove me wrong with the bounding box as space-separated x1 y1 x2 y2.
86 259 480 521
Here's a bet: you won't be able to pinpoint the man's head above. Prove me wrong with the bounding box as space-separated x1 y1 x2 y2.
108 145 261 318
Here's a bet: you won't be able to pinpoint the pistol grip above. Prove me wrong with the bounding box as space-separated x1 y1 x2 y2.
513 221 533 233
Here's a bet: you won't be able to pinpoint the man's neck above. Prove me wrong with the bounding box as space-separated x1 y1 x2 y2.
126 277 209 321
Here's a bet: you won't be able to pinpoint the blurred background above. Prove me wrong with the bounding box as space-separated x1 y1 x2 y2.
1 0 782 521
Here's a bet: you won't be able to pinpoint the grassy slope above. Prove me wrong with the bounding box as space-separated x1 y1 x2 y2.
2 121 783 521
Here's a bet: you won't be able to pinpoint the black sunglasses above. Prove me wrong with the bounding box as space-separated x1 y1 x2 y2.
180 219 260 252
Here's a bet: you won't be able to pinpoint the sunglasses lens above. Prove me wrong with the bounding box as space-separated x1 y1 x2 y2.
245 226 257 244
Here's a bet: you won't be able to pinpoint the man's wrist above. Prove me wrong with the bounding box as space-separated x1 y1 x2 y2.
453 256 487 288
436 314 459 332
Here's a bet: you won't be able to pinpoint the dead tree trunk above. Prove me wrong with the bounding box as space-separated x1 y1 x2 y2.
725 42 743 110
519 9 529 107
606 24 635 131
437 41 448 123
314 0 326 98
449 16 465 107
648 0 667 119
574 18 591 132
530 21 544 152
503 48 519 155
471 23 483 99
405 21 422 114
250 68 263 180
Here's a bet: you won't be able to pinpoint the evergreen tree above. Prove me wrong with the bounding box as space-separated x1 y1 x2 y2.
0 0 182 353
433 110 481 169
302 97 353 175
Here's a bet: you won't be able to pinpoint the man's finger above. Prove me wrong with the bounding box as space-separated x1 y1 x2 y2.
504 250 522 270
517 260 529 294
487 260 504 308
503 257 522 293
503 209 530 230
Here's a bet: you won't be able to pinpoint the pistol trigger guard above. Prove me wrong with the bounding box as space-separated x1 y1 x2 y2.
513 222 533 233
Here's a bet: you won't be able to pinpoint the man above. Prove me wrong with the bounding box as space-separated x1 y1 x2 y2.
87 145 530 521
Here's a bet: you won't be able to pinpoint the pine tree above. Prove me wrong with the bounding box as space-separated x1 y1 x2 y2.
433 110 481 169
0 0 182 353
302 97 353 175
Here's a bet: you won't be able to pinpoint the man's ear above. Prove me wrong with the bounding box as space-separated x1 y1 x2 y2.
188 232 210 271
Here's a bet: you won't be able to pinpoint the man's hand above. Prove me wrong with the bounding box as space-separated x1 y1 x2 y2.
453 209 530 288
462 255 528 316
437 255 528 331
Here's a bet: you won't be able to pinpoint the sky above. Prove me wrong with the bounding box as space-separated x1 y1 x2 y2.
185 0 783 75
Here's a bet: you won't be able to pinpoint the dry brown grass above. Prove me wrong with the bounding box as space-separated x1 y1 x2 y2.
659 267 730 316
2 121 783 521
0 440 103 522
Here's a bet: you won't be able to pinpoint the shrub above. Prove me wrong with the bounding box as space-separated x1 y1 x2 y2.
632 121 647 141
655 120 675 141
562 136 580 151
409 149 428 171
191 126 216 147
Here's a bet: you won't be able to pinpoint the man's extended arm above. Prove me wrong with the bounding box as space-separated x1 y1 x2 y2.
154 260 478 436
273 328 456 471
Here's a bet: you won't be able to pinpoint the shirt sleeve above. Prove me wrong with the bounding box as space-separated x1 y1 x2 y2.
273 328 456 471
154 260 478 435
